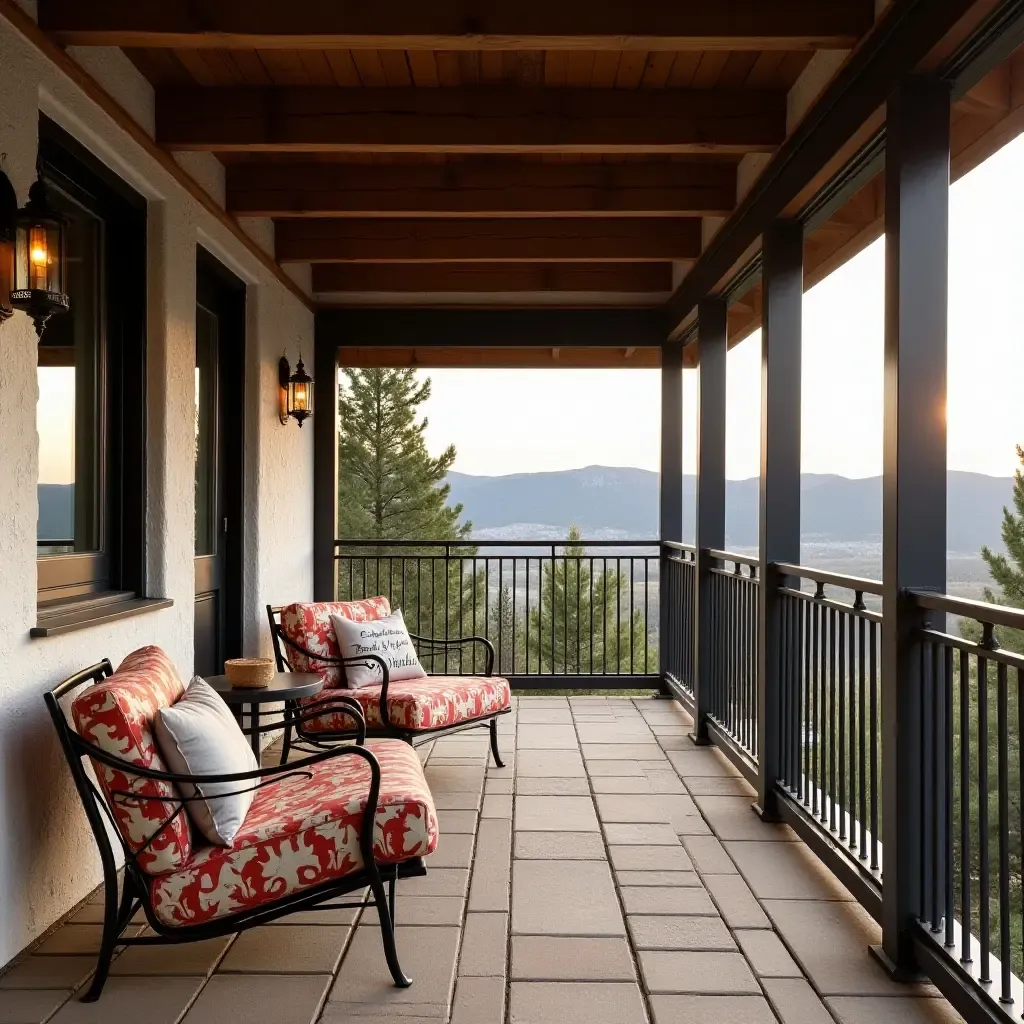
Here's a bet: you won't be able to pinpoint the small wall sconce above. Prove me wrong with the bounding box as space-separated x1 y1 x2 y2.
279 353 314 427
11 175 70 337
0 170 16 324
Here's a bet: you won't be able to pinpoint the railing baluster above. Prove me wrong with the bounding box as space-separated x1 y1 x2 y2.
996 659 1011 1002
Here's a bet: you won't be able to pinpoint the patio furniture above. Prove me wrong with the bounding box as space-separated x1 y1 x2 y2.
205 670 324 757
266 598 512 763
44 646 438 1002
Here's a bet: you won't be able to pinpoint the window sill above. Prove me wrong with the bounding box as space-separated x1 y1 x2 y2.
31 593 174 638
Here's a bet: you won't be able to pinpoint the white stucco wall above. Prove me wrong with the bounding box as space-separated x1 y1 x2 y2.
0 17 314 967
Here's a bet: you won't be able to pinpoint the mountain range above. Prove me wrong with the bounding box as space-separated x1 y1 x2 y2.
446 466 1013 554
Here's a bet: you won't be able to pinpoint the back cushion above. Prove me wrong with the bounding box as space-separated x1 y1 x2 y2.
71 646 194 875
280 597 391 688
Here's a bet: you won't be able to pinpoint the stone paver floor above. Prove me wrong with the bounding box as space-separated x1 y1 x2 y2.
0 697 965 1024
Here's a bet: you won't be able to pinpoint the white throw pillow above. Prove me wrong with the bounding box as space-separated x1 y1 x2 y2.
331 609 427 689
153 676 259 846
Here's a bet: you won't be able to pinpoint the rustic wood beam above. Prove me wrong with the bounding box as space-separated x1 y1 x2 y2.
336 346 661 369
157 87 786 155
318 307 669 348
312 262 673 294
278 217 702 263
227 161 737 218
40 0 874 50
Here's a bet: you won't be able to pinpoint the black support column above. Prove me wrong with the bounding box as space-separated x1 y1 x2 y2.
692 298 727 743
313 319 340 601
877 76 950 976
660 343 684 683
756 220 803 820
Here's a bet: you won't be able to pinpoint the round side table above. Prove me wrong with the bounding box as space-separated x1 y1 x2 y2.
205 672 323 758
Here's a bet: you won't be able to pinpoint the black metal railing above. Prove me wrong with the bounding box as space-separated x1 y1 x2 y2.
662 542 696 694
334 538 661 686
708 550 759 759
775 565 884 885
912 590 1024 1008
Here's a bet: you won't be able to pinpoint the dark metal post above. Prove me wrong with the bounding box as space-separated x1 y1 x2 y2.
692 298 727 743
876 76 950 978
756 220 803 820
313 318 340 601
659 343 684 685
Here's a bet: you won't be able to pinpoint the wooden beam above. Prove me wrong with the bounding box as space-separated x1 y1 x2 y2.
279 218 702 263
227 161 737 218
40 0 875 50
667 0 980 336
318 307 669 348
157 87 786 155
0 0 312 311
312 262 674 294
336 345 661 369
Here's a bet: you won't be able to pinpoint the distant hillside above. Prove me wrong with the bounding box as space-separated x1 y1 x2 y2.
446 467 1013 554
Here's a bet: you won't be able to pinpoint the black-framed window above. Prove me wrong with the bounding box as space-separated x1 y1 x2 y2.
36 117 147 605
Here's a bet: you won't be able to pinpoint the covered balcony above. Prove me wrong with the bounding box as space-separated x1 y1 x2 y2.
1 2 1023 1024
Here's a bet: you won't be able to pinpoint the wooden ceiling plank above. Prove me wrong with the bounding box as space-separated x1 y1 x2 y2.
275 216 703 262
40 1 876 50
312 261 674 293
226 160 738 217
335 346 662 370
351 48 388 85
406 49 440 87
640 51 677 88
155 85 787 154
545 50 570 86
324 48 361 85
615 51 648 88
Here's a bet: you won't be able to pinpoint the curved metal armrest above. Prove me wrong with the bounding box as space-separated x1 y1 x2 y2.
409 633 496 676
292 693 366 740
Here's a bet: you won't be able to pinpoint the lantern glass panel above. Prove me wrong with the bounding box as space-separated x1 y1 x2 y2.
16 218 63 294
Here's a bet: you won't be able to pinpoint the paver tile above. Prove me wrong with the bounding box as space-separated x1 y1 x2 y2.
628 915 735 951
457 914 508 977
433 793 481 811
666 749 741 778
183 975 330 1024
826 997 964 1024
583 744 665 760
361 897 464 928
516 750 586 778
450 976 505 1024
514 832 607 860
603 823 680 846
469 820 512 912
650 995 778 1024
682 836 738 874
616 870 700 887
575 724 655 744
591 776 654 794
691 796 797 842
35 925 138 957
515 796 599 832
50 977 203 1024
516 776 591 796
725 841 854 901
486 777 513 794
218 925 348 974
608 845 693 872
403 868 470 898
509 982 647 1024
437 809 479 833
735 930 802 977
111 936 233 975
585 760 649 777
511 937 636 981
620 887 717 916
762 979 836 1024
645 771 688 794
704 874 772 929
512 861 624 936
0 957 94 990
517 725 579 749
595 794 698 830
481 794 513 818
517 709 574 725
684 776 757 797
429 832 476 869
0 988 70 1022
638 950 760 994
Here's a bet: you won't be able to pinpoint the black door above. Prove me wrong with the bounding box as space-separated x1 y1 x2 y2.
194 253 245 677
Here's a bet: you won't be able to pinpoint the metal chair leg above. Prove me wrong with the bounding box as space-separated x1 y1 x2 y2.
280 701 295 765
369 875 412 988
388 874 397 927
81 880 121 1002
489 717 505 768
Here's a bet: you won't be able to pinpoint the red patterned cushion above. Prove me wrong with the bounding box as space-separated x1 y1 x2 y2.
280 597 391 688
149 738 437 927
71 646 194 876
303 675 511 733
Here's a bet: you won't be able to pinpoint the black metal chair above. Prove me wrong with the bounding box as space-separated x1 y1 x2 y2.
267 603 511 767
44 661 429 1001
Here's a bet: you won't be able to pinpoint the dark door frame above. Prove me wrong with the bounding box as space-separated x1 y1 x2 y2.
195 247 246 668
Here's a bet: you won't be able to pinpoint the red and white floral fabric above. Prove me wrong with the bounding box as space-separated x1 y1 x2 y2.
71 646 194 876
303 675 512 733
149 738 437 928
280 597 391 688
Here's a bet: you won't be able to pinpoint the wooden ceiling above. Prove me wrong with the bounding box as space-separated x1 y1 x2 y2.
33 0 880 309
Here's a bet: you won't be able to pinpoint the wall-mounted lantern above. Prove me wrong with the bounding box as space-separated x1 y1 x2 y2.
0 170 16 325
11 176 69 337
278 353 314 427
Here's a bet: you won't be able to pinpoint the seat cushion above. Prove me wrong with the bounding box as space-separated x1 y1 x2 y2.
280 597 391 687
149 738 437 928
302 675 512 733
71 646 194 876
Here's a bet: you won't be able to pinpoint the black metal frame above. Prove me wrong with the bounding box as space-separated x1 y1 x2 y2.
44 661 425 1002
266 604 509 767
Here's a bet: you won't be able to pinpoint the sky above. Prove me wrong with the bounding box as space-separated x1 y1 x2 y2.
421 131 1024 482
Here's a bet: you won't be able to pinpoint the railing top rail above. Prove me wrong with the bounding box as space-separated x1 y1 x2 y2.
334 538 661 550
662 541 697 553
778 585 882 622
706 548 759 568
919 626 1024 669
910 588 1024 632
773 562 884 596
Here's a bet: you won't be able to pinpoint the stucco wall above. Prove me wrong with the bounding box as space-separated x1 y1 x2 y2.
0 17 314 967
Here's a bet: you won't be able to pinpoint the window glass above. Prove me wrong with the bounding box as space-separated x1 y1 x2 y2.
36 186 101 557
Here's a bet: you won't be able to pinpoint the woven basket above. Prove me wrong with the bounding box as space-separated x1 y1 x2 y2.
224 657 275 689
